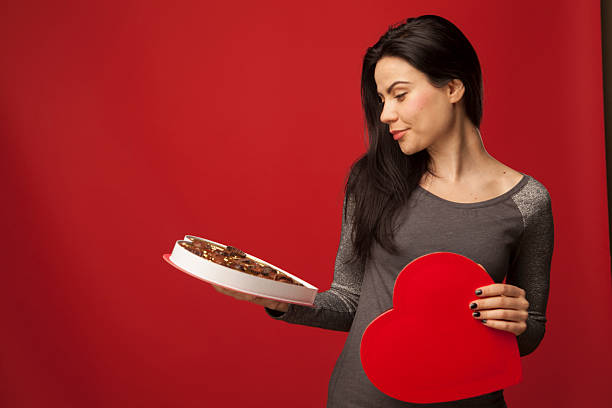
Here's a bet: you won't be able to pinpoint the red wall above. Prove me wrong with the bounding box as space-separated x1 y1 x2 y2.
1 1 610 407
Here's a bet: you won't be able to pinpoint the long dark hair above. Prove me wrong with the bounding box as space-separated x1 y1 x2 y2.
343 14 484 271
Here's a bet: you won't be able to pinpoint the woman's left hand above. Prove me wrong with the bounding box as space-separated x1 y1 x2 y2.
469 283 529 336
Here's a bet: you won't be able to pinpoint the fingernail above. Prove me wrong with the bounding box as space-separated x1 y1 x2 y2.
481 319 487 323
472 311 480 317
469 302 477 309
475 289 482 295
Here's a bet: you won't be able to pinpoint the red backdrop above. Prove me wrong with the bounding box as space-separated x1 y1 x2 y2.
1 1 610 407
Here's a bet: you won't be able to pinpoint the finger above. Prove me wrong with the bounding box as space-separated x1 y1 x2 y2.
469 296 529 311
249 297 268 307
474 283 526 298
236 295 284 312
211 284 229 294
471 308 528 322
211 284 249 300
214 285 238 297
251 297 280 309
229 290 258 301
210 284 285 309
480 319 527 336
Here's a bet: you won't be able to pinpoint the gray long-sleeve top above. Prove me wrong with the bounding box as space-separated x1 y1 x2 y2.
265 173 554 408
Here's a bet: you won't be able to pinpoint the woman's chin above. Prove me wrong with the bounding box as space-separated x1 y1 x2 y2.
398 142 413 155
398 141 423 156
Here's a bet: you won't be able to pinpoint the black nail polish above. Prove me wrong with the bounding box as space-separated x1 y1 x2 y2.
475 289 482 295
472 311 480 317
481 319 487 323
470 302 477 309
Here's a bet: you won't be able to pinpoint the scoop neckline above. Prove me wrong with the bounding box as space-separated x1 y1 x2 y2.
416 173 529 208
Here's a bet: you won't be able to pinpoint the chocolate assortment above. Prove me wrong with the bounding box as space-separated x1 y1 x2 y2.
179 238 304 287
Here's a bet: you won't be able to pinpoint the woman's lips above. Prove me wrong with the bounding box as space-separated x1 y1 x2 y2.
393 129 408 141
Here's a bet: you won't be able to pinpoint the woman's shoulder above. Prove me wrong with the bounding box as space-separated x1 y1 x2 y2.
511 171 553 223
518 173 551 202
495 162 551 205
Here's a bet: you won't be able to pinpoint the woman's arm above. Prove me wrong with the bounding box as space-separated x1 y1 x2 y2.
505 188 554 356
264 192 365 332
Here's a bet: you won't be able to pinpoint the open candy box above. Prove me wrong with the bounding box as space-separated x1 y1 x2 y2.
163 235 317 306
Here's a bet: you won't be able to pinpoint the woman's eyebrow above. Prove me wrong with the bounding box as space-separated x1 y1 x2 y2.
377 81 412 96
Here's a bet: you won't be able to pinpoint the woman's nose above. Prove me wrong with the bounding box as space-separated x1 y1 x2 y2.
379 103 397 124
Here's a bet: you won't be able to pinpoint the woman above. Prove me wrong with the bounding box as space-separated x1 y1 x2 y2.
211 14 554 408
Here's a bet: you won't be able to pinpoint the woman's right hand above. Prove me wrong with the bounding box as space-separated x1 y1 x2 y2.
210 283 290 313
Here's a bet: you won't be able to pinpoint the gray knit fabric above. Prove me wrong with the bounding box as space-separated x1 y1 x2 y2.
265 173 553 408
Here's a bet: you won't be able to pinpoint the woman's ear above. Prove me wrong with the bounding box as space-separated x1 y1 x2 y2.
447 79 465 104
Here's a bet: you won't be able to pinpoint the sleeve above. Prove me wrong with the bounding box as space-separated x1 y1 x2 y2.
263 192 365 332
506 190 554 357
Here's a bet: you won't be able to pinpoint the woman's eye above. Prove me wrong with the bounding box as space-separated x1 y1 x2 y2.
378 92 407 105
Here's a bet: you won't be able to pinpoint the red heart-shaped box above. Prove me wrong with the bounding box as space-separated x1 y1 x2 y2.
360 252 522 403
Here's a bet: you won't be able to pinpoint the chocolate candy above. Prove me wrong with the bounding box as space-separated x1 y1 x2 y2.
178 241 303 287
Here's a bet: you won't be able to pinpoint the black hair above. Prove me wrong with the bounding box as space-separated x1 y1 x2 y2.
343 14 484 271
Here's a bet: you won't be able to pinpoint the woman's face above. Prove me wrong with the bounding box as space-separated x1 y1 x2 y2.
374 56 464 155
